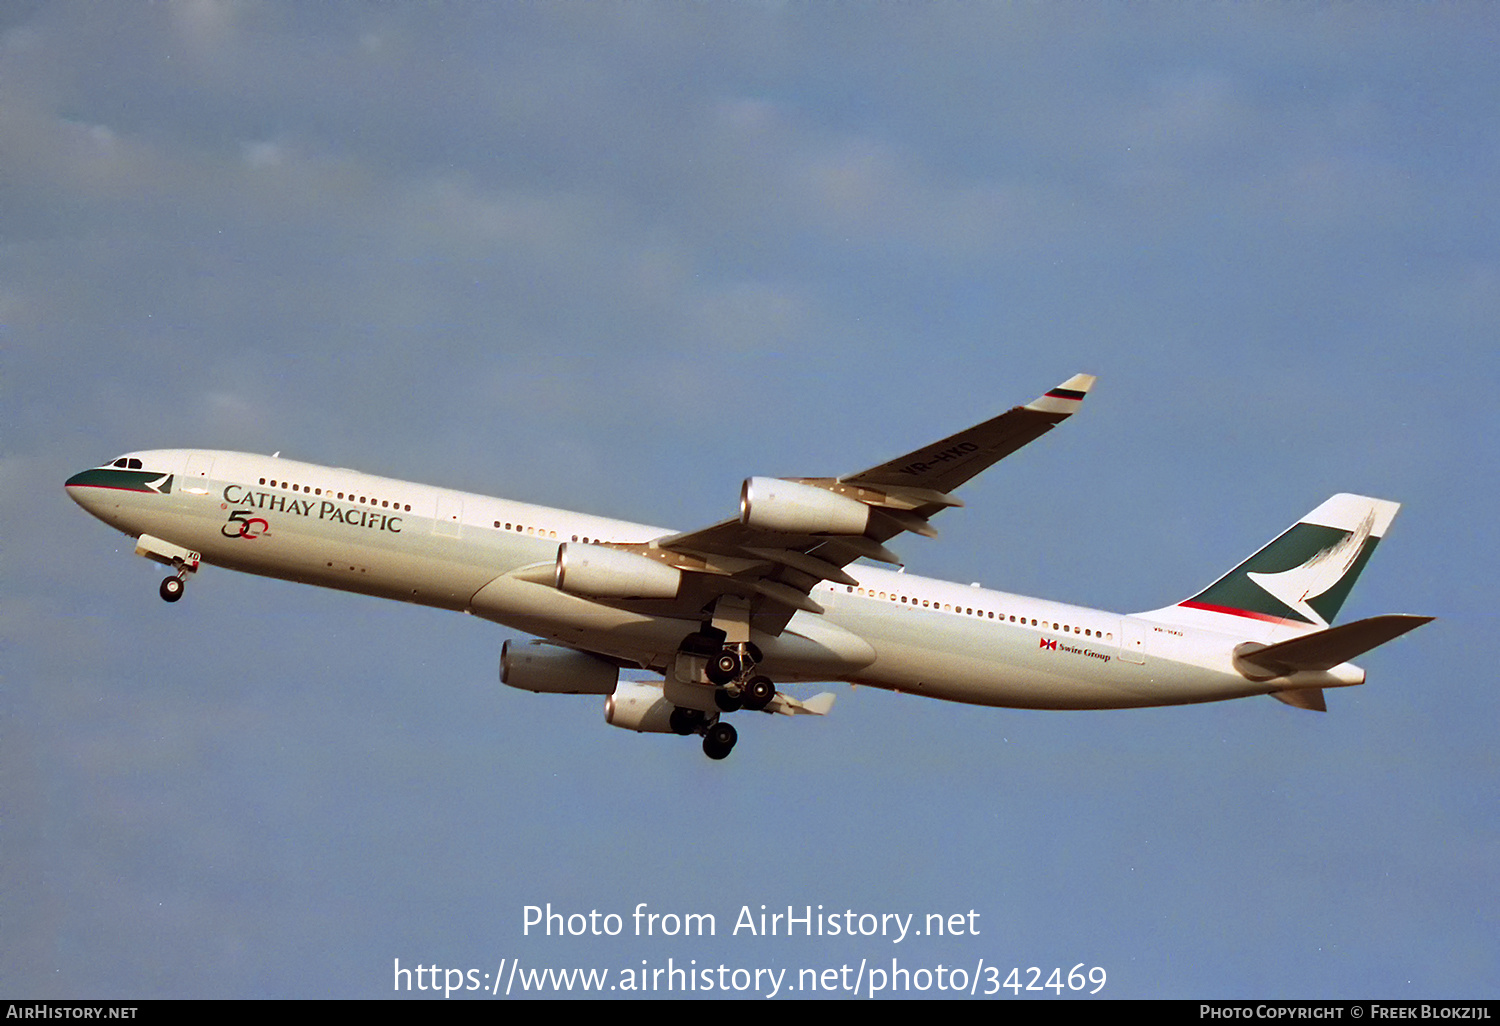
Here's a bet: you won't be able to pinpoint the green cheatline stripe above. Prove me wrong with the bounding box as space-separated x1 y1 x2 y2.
65 468 173 493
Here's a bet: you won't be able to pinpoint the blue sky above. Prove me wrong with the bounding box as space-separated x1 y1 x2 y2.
4 1 1496 999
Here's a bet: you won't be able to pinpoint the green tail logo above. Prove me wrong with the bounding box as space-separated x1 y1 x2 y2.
1178 495 1396 626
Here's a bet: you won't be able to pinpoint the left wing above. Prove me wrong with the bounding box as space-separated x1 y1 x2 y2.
553 374 1095 635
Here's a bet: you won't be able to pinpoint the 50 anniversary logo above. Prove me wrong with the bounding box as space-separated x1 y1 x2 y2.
222 510 270 539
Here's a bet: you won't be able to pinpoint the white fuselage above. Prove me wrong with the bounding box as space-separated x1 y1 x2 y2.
67 449 1363 710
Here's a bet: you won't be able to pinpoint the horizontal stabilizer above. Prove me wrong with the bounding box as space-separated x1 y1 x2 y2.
1235 614 1433 677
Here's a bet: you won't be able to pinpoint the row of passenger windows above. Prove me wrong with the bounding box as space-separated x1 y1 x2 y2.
843 585 1112 639
491 521 614 546
259 477 413 512
493 520 559 539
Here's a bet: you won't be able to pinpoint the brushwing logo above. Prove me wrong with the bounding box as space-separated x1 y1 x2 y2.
1245 510 1375 627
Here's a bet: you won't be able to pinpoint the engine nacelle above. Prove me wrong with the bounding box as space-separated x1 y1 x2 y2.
604 680 678 733
500 639 619 695
740 477 871 535
554 543 682 599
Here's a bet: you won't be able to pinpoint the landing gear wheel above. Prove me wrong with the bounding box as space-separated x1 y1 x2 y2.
669 707 704 736
713 688 743 713
742 676 776 712
706 650 741 686
702 721 737 760
159 575 185 603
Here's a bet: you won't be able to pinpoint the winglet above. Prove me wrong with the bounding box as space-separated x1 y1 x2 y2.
1024 373 1096 415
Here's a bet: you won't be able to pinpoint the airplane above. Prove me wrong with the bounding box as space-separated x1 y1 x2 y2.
65 374 1431 760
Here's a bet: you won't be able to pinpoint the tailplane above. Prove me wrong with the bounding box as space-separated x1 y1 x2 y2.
1233 614 1434 677
1244 613 1433 713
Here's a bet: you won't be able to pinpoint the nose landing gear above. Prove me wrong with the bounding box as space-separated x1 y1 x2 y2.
134 534 201 605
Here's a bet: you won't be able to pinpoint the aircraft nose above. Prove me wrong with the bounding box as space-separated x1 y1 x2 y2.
65 467 109 513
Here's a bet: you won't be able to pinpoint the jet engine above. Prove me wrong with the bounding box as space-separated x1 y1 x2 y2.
500 639 619 695
554 543 682 599
604 680 679 733
739 477 871 535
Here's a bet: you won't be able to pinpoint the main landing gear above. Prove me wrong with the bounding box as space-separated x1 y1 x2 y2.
702 721 737 761
666 705 739 760
674 629 780 759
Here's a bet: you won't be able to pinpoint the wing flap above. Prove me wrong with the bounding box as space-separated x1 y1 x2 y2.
768 690 836 716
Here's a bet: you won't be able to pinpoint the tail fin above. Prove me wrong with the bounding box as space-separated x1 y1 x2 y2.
1142 494 1400 632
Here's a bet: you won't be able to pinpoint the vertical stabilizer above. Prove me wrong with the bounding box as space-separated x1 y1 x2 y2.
1140 494 1400 633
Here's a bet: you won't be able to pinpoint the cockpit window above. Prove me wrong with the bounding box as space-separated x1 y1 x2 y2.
107 457 143 469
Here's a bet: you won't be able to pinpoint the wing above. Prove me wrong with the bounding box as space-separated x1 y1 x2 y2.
565 374 1095 636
